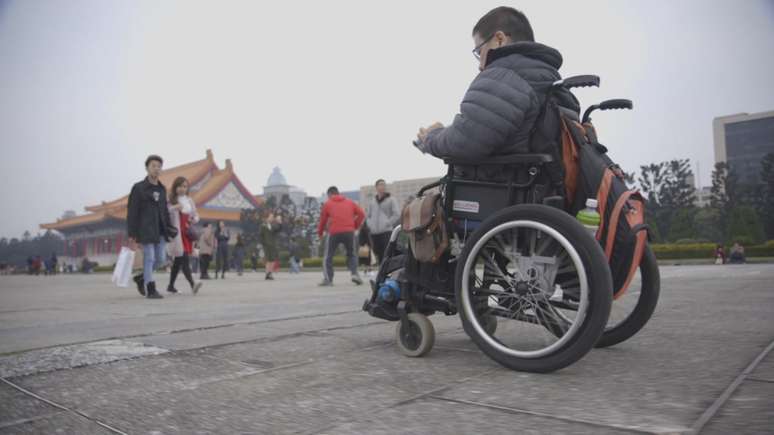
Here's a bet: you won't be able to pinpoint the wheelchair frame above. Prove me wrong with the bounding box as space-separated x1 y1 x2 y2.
364 153 562 324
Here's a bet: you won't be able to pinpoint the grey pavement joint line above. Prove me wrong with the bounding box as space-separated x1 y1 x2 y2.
745 376 774 384
690 337 774 434
0 411 64 430
309 370 499 435
0 377 128 435
0 309 363 357
428 395 680 434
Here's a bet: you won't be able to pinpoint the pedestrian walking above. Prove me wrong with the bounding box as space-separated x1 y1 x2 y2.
250 250 259 273
358 224 373 277
128 154 173 299
317 186 365 286
260 213 281 280
166 176 203 295
365 179 400 264
214 220 230 279
234 234 246 276
198 223 215 279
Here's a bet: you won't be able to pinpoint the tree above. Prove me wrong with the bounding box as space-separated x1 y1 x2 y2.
661 159 696 208
639 159 697 241
667 207 698 242
693 208 723 243
726 206 765 245
638 163 667 207
710 162 741 210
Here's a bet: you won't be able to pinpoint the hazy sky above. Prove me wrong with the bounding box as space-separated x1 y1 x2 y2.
2 0 774 238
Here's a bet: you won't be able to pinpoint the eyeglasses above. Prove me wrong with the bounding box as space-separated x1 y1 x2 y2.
472 34 494 60
472 32 509 60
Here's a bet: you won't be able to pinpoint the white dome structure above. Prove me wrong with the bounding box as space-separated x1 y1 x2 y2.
266 167 288 187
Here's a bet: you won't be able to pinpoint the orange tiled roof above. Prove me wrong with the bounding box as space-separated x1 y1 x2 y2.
40 150 258 231
85 150 216 212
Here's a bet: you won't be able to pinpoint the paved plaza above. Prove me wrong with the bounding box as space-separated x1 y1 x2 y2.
1 265 773 434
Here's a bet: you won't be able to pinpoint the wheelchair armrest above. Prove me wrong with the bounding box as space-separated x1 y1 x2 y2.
443 153 553 166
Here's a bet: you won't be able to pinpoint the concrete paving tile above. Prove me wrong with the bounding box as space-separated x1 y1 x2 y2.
0 382 60 426
317 397 630 435
703 379 774 435
0 412 115 435
14 352 259 408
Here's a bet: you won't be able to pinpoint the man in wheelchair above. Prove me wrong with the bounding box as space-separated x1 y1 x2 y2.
362 7 655 373
414 6 578 162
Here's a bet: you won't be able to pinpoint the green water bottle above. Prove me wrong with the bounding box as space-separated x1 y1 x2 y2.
576 198 600 237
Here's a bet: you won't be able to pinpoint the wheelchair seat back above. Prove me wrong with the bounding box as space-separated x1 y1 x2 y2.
441 154 555 223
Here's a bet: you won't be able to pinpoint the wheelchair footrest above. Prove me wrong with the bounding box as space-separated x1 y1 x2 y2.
363 299 400 322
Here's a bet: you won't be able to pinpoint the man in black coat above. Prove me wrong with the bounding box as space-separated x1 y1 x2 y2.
415 6 578 160
127 155 172 299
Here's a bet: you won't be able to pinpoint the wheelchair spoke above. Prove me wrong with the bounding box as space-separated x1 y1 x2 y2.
461 219 590 359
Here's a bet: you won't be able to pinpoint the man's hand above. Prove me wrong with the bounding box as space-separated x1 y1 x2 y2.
417 122 444 144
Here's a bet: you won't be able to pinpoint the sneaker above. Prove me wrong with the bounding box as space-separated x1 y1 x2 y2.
318 280 333 287
167 286 179 294
351 274 363 286
133 274 145 297
192 282 202 295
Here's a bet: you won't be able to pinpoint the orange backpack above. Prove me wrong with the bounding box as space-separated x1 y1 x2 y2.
559 117 648 299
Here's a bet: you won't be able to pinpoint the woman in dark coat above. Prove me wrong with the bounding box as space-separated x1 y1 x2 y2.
214 221 230 279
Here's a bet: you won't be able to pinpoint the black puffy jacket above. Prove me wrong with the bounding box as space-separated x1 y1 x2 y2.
127 177 172 244
424 42 578 160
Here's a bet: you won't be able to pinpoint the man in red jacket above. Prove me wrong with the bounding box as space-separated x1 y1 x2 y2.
317 186 366 286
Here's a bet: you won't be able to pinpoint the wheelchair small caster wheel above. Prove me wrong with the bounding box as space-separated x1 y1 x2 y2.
396 313 435 357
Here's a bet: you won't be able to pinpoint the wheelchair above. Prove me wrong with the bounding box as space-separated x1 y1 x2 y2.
364 153 616 373
363 77 659 373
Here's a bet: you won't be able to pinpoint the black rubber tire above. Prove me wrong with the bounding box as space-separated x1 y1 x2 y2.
482 314 498 336
596 245 660 348
455 204 613 373
395 313 435 357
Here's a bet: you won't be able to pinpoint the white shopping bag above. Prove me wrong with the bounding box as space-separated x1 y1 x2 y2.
112 247 136 288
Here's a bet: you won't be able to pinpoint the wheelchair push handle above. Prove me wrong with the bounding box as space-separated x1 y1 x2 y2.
554 75 600 89
582 98 633 124
599 99 633 111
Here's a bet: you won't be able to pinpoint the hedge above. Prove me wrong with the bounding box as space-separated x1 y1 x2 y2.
651 241 774 260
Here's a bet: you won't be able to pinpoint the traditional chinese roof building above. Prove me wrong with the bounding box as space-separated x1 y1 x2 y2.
40 150 262 266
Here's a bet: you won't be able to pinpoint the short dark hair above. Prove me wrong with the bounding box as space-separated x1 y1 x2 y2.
375 179 386 186
145 154 163 168
473 7 534 43
327 186 339 195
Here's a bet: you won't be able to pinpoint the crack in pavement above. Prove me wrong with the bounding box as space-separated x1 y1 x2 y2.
689 337 774 434
427 396 684 434
0 377 128 435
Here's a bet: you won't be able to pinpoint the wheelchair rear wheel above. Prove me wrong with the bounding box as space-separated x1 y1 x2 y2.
455 204 613 373
596 244 660 348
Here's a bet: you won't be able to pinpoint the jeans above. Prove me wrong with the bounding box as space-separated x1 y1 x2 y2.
142 240 166 284
289 256 301 274
322 232 358 283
